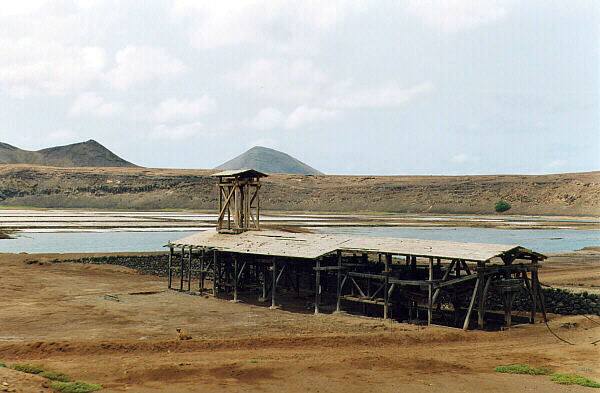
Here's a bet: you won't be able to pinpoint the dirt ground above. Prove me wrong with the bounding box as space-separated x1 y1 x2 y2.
0 252 599 393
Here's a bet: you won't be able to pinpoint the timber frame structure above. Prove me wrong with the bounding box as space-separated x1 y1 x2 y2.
214 169 266 233
166 230 547 330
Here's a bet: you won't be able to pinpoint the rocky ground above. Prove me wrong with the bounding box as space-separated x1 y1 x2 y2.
0 165 598 215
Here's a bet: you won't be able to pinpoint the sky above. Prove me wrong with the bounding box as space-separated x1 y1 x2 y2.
0 0 598 175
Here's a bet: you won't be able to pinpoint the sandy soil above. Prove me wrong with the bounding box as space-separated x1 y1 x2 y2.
0 252 599 392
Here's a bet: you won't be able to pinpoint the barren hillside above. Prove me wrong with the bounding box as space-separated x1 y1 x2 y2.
0 140 135 167
0 165 598 215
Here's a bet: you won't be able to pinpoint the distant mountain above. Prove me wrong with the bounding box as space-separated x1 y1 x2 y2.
215 146 323 175
0 139 136 167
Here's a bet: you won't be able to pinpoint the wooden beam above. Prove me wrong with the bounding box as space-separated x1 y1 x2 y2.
463 276 481 330
168 247 173 289
336 251 342 313
428 257 434 325
434 274 477 289
315 258 321 314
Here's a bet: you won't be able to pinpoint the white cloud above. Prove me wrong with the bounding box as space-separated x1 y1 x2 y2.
451 153 479 163
0 39 106 97
172 0 369 51
327 81 433 109
154 96 216 123
285 105 337 129
546 159 567 169
148 122 204 140
406 0 511 33
249 107 285 130
68 91 122 117
224 58 327 101
249 105 337 130
46 129 76 142
106 46 186 90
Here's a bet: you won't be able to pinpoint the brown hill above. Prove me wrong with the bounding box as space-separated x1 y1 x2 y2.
0 140 136 167
0 165 598 216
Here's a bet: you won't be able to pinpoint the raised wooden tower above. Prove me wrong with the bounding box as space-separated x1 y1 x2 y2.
213 169 268 233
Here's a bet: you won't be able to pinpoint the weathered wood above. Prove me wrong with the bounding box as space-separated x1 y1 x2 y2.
341 295 389 306
168 247 173 289
271 260 278 309
463 277 481 330
233 257 238 302
180 247 185 291
336 251 342 313
315 259 321 314
384 254 391 319
187 246 192 292
199 248 205 294
434 274 477 289
431 260 456 305
213 250 218 296
428 257 434 325
172 230 546 263
477 262 485 328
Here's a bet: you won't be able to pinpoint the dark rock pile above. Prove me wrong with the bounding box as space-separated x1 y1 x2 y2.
486 287 600 316
57 255 169 276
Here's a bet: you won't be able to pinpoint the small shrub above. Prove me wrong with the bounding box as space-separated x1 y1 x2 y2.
550 373 600 388
494 200 511 213
249 360 258 364
10 364 45 374
0 363 6 368
494 364 550 375
40 370 71 382
50 381 102 393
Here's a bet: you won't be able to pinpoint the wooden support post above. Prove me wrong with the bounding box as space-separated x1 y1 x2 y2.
233 256 239 302
260 263 268 301
270 260 278 309
477 263 485 329
199 248 205 294
315 259 321 314
168 247 173 289
180 247 184 290
431 259 455 305
384 254 391 320
504 292 516 329
213 250 218 296
336 251 342 313
428 257 433 325
463 276 481 330
187 247 192 292
531 257 539 323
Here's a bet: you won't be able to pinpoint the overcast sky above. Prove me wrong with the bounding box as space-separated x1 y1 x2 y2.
0 0 597 175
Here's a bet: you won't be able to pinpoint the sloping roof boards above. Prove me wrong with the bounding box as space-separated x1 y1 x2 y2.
211 169 268 178
169 229 545 262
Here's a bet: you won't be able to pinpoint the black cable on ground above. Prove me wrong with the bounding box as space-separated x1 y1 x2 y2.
581 314 600 326
537 282 574 345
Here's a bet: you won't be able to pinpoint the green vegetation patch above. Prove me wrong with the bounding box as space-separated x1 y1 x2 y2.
494 364 551 375
50 381 102 393
0 362 6 368
10 363 45 374
550 373 600 388
494 199 512 213
40 370 71 382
